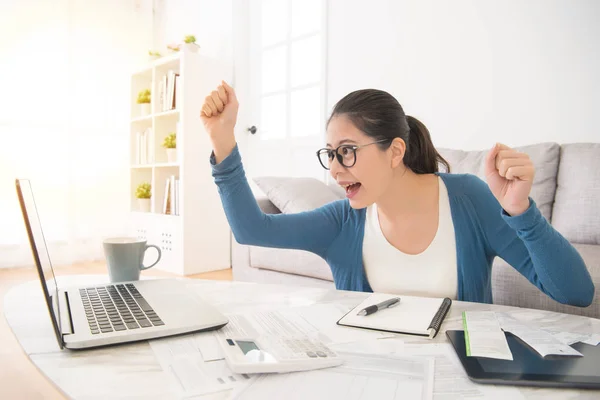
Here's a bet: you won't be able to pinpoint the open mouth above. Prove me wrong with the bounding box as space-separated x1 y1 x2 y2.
341 182 362 199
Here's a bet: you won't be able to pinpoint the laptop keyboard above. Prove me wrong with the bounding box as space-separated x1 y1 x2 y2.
79 283 165 334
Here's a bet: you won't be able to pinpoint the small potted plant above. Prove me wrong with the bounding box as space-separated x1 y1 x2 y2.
162 132 177 163
148 50 162 61
135 182 151 212
182 35 199 53
167 43 180 52
136 89 151 116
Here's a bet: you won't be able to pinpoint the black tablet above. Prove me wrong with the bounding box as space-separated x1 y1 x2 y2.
446 330 600 389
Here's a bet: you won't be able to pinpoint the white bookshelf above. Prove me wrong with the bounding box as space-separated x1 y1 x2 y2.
128 51 231 275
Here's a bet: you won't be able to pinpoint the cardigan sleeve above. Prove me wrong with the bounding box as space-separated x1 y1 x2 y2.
210 144 344 258
467 176 595 307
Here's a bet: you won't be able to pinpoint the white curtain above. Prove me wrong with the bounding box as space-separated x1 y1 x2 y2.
0 0 153 268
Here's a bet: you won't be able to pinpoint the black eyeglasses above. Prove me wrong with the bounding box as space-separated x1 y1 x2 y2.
316 139 391 170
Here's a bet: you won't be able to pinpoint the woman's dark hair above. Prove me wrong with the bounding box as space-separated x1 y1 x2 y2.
327 89 450 174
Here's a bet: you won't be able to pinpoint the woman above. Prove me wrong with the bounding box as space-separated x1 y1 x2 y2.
200 81 594 306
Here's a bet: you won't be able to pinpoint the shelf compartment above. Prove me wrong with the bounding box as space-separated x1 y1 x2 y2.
154 113 180 164
153 166 180 216
130 169 153 213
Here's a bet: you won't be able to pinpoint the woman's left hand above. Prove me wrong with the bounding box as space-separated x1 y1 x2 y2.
484 143 535 216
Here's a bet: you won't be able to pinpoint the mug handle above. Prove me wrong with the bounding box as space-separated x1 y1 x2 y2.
140 244 162 270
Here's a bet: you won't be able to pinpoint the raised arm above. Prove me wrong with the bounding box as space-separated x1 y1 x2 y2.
211 144 343 256
476 144 594 306
202 82 344 258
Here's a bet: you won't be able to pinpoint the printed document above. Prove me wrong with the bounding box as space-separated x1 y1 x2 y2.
543 330 600 347
232 352 434 400
402 344 525 400
149 333 251 397
149 304 397 397
462 311 513 360
220 305 396 346
496 313 583 357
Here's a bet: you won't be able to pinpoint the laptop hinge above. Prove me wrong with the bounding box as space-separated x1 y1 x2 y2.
57 289 74 335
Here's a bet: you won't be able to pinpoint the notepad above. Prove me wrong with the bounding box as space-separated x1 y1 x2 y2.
337 294 452 339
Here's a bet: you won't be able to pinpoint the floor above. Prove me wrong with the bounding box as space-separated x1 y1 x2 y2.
0 261 233 400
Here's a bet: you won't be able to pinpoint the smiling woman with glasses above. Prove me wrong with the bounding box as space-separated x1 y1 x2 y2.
200 80 594 308
316 139 391 170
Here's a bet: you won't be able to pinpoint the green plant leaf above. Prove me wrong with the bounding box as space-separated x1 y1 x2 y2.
162 132 177 148
184 35 196 44
135 182 151 198
136 89 151 104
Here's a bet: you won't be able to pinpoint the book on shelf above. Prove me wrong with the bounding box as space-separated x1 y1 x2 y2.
158 70 180 112
135 128 152 165
162 178 171 214
135 132 140 164
162 175 180 215
174 178 179 215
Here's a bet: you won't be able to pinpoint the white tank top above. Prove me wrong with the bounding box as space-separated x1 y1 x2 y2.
363 177 458 299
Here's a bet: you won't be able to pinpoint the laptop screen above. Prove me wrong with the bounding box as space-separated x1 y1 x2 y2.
16 179 63 348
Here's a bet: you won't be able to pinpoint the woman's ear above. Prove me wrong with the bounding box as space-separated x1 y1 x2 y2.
390 138 406 168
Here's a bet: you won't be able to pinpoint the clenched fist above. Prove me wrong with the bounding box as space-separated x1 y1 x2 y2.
201 81 238 163
484 143 535 216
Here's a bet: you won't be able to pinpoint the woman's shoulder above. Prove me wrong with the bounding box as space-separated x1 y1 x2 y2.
312 198 366 233
324 198 366 221
437 172 494 200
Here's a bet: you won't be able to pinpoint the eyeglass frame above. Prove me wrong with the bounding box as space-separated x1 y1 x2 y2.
316 139 392 170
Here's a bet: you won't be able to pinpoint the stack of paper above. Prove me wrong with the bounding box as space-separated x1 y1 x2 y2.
149 333 252 398
232 352 435 400
462 311 590 361
148 304 404 398
495 313 583 357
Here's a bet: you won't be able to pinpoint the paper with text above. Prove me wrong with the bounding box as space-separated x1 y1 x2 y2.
462 311 513 360
496 313 583 357
149 334 252 397
402 344 525 400
220 305 395 346
232 352 434 400
545 331 600 347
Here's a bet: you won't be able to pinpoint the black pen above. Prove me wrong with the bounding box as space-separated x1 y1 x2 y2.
357 297 401 316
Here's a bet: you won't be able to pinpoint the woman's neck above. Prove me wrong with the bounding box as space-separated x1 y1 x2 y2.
376 167 438 223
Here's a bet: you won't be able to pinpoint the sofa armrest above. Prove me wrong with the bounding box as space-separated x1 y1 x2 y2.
492 244 600 318
231 238 250 278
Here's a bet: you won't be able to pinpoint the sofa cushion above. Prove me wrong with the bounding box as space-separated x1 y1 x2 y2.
253 176 340 214
327 182 347 199
551 143 600 245
249 245 334 281
491 243 600 318
437 142 560 221
256 195 281 214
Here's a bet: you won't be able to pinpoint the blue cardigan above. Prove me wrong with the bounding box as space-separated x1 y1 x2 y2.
211 145 594 306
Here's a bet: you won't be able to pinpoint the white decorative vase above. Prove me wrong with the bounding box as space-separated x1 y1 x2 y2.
140 103 151 116
183 43 199 53
137 198 151 213
166 148 177 163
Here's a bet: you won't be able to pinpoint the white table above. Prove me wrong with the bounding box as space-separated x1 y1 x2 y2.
4 275 600 399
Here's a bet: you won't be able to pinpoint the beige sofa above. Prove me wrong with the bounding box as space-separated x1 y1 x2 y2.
232 142 600 318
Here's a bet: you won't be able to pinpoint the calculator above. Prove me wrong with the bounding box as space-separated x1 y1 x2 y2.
219 334 343 374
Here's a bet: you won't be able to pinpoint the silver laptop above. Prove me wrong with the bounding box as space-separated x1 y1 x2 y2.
16 179 228 350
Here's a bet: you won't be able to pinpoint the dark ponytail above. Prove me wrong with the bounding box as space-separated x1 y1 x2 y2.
405 115 450 174
327 89 450 174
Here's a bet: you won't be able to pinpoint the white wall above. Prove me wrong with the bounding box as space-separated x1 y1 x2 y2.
158 0 233 62
159 0 235 144
0 0 152 267
327 0 600 150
